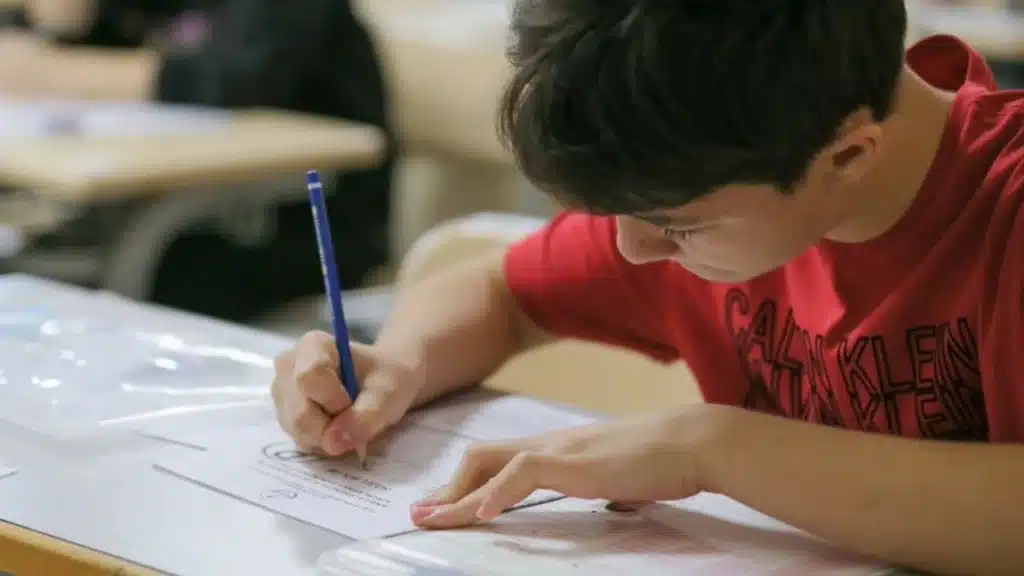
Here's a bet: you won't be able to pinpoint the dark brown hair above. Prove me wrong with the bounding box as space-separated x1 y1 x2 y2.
498 0 908 214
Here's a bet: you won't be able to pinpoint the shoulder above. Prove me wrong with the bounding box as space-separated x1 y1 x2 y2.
503 212 691 360
979 122 1024 326
505 211 675 288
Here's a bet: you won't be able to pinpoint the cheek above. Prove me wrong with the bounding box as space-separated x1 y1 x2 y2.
688 222 810 263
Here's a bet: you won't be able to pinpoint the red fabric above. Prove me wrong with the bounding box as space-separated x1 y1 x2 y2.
504 35 1024 442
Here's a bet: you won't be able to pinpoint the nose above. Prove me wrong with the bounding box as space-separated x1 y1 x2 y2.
615 216 679 265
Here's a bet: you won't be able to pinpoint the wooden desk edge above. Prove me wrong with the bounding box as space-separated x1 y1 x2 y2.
0 107 388 201
0 520 163 576
2 146 386 203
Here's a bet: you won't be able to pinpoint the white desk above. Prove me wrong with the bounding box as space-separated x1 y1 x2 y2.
0 408 349 576
0 275 352 575
0 275 611 576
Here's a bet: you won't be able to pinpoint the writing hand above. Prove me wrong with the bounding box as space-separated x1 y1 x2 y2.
272 330 425 457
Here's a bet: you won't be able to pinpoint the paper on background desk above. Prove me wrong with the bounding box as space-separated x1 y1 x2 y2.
156 395 595 540
319 496 901 576
0 99 231 138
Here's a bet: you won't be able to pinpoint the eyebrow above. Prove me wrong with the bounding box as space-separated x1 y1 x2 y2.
633 213 706 228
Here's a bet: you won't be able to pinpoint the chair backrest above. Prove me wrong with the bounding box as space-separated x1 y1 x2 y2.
355 1 513 165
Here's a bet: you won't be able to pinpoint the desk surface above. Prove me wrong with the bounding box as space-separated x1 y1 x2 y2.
0 108 385 202
0 275 352 575
0 275 651 576
0 407 349 576
0 396 609 576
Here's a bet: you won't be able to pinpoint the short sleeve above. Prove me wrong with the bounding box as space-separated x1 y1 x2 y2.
981 163 1024 443
503 212 681 362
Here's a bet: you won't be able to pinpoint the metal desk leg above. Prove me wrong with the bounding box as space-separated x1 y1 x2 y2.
100 182 296 302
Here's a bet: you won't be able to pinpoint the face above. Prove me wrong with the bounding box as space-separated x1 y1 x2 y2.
615 182 838 283
614 119 882 282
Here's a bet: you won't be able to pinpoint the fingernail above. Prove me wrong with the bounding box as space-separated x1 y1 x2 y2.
330 430 353 453
424 507 449 520
410 505 447 524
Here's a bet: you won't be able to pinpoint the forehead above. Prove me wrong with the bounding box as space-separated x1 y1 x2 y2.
632 183 782 225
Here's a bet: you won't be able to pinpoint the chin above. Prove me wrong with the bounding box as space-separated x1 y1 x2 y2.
676 261 759 284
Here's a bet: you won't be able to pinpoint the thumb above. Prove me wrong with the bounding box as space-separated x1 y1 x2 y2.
323 369 413 449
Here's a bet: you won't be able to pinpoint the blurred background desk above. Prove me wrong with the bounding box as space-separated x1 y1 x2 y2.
910 1 1024 87
0 109 383 199
0 106 385 302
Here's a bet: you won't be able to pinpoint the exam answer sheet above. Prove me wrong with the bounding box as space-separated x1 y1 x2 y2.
320 495 903 575
0 99 230 138
156 395 596 539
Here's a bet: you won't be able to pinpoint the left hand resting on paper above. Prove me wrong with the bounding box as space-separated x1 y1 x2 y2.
411 403 732 528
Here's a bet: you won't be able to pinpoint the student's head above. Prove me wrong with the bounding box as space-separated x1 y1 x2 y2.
499 0 908 282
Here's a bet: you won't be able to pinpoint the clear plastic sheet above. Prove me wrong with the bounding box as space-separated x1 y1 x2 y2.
0 275 286 439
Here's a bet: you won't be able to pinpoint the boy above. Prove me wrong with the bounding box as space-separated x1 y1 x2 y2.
272 1 1024 573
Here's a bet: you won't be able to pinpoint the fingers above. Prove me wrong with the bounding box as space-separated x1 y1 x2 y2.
273 331 360 455
412 445 589 529
474 452 569 521
293 331 349 413
323 362 417 448
409 443 520 526
276 395 331 453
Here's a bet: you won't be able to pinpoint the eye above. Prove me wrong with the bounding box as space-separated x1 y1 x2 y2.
661 227 696 241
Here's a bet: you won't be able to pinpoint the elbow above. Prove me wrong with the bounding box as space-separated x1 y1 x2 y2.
491 255 553 354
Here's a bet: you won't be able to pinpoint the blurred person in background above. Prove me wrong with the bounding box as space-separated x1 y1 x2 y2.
0 0 394 323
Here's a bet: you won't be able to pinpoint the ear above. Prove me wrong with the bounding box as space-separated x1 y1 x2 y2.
823 109 882 185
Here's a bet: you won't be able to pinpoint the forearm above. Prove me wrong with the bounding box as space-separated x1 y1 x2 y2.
703 408 1024 576
374 252 548 407
46 45 156 100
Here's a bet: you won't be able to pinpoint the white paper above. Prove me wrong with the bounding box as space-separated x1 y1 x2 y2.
0 461 15 480
406 394 598 441
156 396 593 539
0 99 230 138
319 496 900 576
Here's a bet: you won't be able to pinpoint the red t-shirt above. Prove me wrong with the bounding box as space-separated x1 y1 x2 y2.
504 35 1024 443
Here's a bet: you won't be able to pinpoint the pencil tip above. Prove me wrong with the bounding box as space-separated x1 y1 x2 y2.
356 445 369 470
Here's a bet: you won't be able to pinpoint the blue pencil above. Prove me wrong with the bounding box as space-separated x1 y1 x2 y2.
305 170 361 404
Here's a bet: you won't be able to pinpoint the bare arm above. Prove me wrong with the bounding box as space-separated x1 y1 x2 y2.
704 408 1024 576
374 250 552 408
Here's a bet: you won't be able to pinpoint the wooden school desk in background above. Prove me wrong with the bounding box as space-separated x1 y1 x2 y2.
0 108 383 200
0 104 385 301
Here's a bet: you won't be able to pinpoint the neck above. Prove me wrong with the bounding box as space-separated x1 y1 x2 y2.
826 67 955 243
